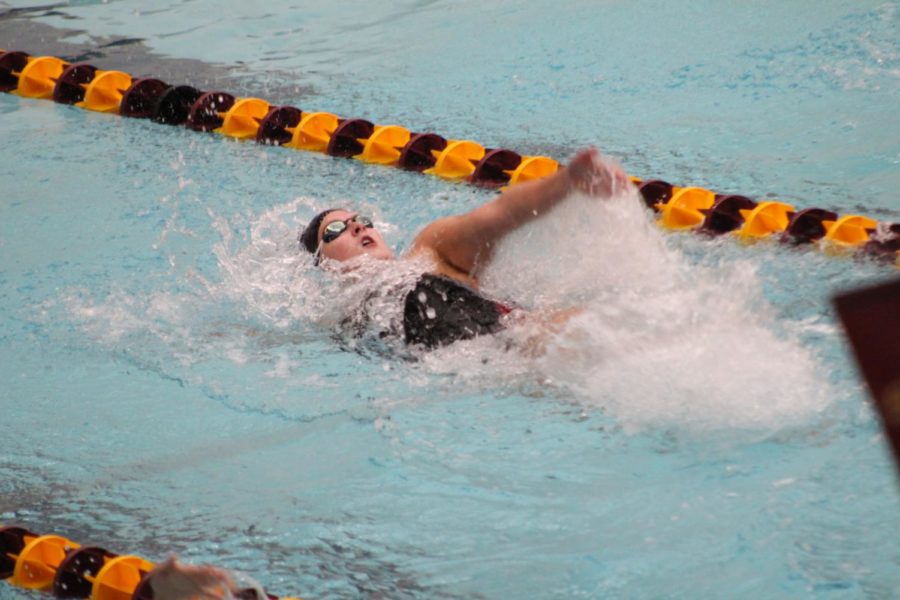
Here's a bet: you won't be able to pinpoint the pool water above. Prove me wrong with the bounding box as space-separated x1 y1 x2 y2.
1 1 899 598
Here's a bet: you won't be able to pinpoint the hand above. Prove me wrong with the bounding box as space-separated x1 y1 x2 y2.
566 147 630 198
150 556 235 600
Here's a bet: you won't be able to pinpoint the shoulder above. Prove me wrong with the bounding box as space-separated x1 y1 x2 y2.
410 215 462 248
405 227 480 288
407 215 459 261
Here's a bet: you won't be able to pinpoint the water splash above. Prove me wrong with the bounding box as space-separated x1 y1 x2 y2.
479 188 831 433
56 185 832 435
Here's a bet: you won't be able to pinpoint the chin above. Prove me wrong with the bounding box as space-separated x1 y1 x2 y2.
360 244 392 260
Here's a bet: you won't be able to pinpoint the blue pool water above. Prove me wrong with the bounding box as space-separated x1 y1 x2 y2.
1 1 899 598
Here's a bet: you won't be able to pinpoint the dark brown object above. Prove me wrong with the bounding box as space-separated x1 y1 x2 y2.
833 277 900 479
52 63 98 105
398 133 447 171
153 85 204 125
700 195 757 235
637 180 673 211
256 105 302 146
120 78 171 118
53 546 117 598
326 118 374 157
0 51 29 93
471 149 522 187
783 208 839 244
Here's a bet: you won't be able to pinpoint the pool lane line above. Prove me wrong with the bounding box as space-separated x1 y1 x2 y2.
0 525 302 599
1 50 898 266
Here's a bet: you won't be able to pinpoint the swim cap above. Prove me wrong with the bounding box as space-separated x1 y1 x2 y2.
299 208 339 254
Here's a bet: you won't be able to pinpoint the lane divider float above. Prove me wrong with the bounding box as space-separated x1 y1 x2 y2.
0 525 300 599
636 179 898 263
0 49 897 265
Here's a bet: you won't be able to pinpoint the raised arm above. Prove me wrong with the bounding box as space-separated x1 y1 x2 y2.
409 147 629 278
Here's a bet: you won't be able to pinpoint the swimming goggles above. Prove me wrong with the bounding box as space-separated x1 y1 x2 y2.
321 214 374 244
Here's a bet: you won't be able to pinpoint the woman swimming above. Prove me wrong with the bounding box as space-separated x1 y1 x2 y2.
299 147 631 349
140 149 632 599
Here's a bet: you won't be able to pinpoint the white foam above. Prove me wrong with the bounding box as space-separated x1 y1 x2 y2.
477 187 831 433
204 196 419 333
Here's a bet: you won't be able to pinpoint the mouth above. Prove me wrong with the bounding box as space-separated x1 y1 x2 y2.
361 235 375 248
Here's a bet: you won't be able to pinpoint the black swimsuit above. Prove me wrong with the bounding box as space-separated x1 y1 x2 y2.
403 274 511 348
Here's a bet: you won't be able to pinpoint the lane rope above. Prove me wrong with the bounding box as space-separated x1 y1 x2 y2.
0 525 300 599
1 49 897 265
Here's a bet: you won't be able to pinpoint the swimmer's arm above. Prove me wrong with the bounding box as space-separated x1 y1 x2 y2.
410 173 570 274
410 147 628 275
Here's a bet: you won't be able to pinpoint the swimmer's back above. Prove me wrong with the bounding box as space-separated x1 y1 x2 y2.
403 274 506 348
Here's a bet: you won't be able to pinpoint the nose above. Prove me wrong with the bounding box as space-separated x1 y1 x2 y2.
349 219 366 235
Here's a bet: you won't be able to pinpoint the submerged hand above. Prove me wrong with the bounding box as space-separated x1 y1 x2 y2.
566 147 630 198
150 556 235 600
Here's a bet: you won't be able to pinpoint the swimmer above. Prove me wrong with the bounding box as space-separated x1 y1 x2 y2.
148 556 236 599
149 557 288 599
299 147 631 349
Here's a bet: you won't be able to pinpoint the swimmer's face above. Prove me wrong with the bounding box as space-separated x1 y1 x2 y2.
317 210 394 263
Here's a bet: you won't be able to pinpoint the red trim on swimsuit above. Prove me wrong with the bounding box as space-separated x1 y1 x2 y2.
494 301 514 315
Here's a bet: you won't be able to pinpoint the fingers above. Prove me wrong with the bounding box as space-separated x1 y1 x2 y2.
566 147 632 198
568 148 611 196
575 145 602 164
567 146 599 174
